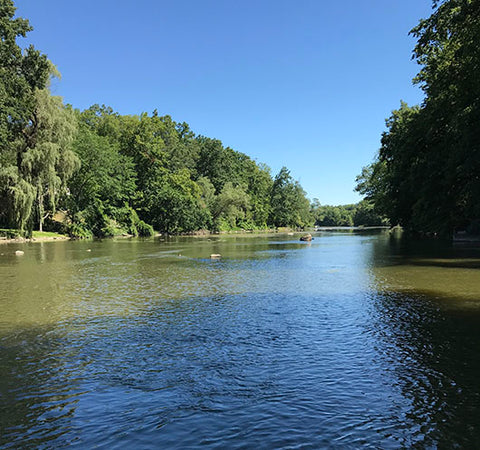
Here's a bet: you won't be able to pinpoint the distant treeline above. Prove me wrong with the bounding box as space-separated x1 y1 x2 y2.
356 0 480 237
310 201 388 228
1 1 318 237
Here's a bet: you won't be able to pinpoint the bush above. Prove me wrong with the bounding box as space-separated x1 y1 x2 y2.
100 222 120 238
0 228 21 239
66 223 93 239
136 220 154 237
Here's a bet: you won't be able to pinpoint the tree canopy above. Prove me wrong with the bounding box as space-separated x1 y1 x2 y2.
0 0 52 232
356 0 480 236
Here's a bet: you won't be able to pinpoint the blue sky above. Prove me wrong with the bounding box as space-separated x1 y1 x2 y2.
16 0 432 205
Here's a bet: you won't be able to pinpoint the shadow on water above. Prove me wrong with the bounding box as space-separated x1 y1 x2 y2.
375 234 480 270
397 257 480 270
366 234 480 446
369 291 480 447
369 234 480 306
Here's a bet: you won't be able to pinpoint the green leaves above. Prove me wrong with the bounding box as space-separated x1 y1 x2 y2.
270 167 312 228
0 1 49 143
0 1 52 232
212 182 250 230
357 0 480 236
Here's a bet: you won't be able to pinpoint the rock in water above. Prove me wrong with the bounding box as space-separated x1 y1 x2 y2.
210 254 221 259
15 250 24 256
300 234 312 242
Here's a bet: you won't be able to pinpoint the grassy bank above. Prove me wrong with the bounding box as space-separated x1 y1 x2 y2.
0 229 69 244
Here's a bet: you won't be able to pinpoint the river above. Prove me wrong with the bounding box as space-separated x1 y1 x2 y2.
1 231 480 448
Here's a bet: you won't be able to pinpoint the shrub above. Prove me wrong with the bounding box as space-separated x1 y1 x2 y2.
0 229 21 239
136 220 154 237
66 223 93 239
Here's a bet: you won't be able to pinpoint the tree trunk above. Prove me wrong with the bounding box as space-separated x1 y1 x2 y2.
38 189 44 232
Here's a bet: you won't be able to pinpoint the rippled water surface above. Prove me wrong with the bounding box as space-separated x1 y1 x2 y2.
1 232 480 448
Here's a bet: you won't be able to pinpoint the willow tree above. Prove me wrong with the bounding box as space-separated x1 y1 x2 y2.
0 0 50 231
212 182 250 230
24 89 79 231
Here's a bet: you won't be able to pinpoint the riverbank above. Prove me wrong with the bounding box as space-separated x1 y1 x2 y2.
0 228 282 245
0 232 70 245
315 226 390 232
0 226 390 246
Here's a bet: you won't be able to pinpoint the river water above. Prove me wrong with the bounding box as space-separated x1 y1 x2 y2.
1 231 480 448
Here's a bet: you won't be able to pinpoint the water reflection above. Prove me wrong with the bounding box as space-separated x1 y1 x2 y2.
368 234 480 446
369 292 480 447
369 234 480 305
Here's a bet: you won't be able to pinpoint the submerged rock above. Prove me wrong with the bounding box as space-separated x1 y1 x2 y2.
300 234 312 242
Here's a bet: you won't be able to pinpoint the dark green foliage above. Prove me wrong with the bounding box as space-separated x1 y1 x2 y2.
0 0 49 143
311 200 388 227
0 0 51 232
353 201 389 227
142 169 205 233
67 107 284 236
66 222 93 239
241 162 272 228
65 120 137 236
69 124 136 212
65 109 312 235
313 205 354 227
357 0 480 236
196 137 239 192
0 228 21 239
270 167 312 228
135 220 154 237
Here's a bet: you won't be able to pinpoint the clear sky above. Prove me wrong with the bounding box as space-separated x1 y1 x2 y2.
16 0 432 205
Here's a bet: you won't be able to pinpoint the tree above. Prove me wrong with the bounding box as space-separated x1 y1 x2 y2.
0 0 50 231
0 0 49 144
411 0 480 232
312 204 354 227
212 182 250 230
356 103 425 228
196 137 232 192
143 169 205 233
353 200 389 227
270 167 312 228
242 162 272 228
196 176 216 229
67 122 137 236
357 0 480 236
25 89 79 231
